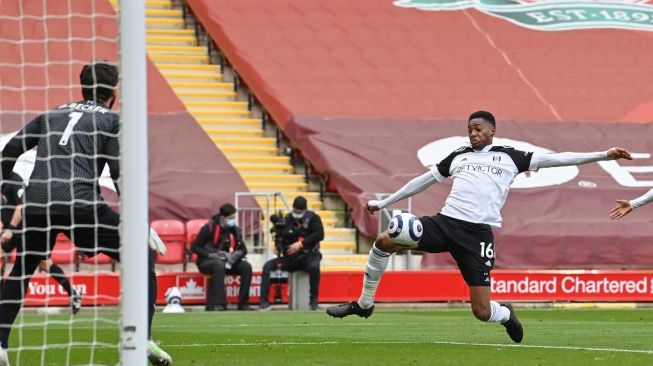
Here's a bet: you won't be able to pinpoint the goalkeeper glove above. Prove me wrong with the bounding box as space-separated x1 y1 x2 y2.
148 227 168 256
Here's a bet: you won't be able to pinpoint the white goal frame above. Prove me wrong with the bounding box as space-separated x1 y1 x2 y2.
118 0 148 364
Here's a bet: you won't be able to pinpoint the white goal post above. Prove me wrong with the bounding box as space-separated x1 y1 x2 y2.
118 0 149 364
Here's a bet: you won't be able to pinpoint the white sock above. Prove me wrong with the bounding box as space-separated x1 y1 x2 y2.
487 301 511 323
357 244 391 309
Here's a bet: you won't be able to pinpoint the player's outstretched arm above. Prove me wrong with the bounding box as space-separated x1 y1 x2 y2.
1 118 41 180
366 170 442 214
529 147 632 171
610 187 653 220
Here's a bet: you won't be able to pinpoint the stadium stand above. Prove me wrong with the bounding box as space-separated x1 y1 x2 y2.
1 0 251 265
117 0 362 271
184 0 653 269
0 0 652 314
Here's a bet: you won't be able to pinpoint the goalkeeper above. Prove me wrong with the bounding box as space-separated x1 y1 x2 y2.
0 62 171 366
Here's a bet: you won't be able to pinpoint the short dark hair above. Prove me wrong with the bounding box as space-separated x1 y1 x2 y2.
219 203 237 217
468 110 496 127
80 61 119 103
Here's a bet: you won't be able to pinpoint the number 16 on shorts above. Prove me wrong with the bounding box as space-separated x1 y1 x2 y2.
480 242 494 267
480 242 494 258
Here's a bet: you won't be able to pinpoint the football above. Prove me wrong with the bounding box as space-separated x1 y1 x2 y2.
387 213 423 247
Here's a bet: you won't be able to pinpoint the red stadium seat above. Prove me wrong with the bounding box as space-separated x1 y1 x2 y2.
185 219 208 263
81 252 114 265
50 234 78 265
324 174 338 193
57 228 114 268
151 219 187 266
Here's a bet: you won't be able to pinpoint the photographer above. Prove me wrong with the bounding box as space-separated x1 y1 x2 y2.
259 196 324 310
191 203 252 311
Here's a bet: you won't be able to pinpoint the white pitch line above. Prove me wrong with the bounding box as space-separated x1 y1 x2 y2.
9 340 652 355
18 322 432 330
161 340 653 355
156 322 429 328
20 319 648 331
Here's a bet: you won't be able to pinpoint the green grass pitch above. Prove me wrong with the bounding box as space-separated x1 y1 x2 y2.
6 307 653 365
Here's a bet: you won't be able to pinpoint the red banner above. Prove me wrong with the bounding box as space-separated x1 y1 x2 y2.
491 270 653 302
20 270 653 307
153 272 287 305
23 273 120 307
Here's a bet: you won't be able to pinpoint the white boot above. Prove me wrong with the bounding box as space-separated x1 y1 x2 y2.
0 348 10 366
147 340 172 366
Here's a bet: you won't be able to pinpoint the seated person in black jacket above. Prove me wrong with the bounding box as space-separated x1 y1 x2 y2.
191 203 252 311
260 196 324 310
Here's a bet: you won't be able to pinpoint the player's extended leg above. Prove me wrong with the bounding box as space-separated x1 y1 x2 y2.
469 286 523 343
326 231 411 318
147 250 157 331
0 216 52 350
48 262 72 296
47 261 82 315
0 252 42 349
71 206 171 365
144 249 172 365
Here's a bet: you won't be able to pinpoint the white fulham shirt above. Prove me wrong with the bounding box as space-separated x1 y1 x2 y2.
433 144 533 227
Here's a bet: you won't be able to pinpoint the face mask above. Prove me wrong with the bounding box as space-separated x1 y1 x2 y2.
225 218 236 227
292 212 305 219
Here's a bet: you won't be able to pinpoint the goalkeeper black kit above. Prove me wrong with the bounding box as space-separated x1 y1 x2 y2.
0 100 157 349
2 100 120 215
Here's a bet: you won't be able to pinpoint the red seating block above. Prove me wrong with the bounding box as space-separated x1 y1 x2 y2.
50 234 78 265
81 252 114 265
151 219 186 265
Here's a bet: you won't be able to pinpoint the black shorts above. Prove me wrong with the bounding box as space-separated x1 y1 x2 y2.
22 205 121 261
417 214 495 286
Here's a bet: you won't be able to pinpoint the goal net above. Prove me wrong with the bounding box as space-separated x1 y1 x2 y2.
0 0 148 364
